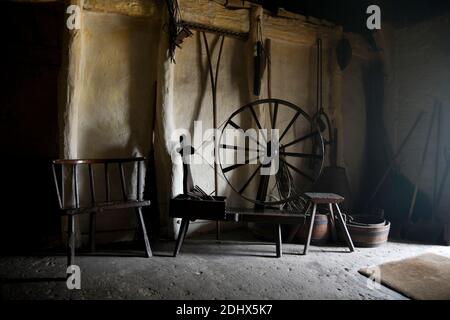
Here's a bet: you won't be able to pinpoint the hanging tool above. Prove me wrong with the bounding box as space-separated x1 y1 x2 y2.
253 17 266 96
313 38 332 145
310 38 332 172
143 82 161 243
202 32 225 240
336 37 352 71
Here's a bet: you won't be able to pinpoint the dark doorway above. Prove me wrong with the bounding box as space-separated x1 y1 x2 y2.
0 2 65 253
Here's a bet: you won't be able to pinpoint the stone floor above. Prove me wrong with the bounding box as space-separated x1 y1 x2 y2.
1 229 449 300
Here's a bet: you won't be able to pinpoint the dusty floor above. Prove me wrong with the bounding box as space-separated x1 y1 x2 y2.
1 230 449 300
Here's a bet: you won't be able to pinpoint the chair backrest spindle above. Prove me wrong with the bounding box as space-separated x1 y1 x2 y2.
88 164 96 205
105 163 111 202
61 165 65 208
52 163 63 209
119 162 127 201
73 164 80 208
52 158 146 209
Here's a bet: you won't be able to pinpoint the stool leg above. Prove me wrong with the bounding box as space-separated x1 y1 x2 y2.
67 215 75 269
136 207 153 258
303 204 317 255
328 204 337 243
276 224 282 258
334 204 355 252
174 218 190 257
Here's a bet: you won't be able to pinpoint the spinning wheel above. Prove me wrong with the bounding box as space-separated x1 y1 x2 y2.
219 99 325 207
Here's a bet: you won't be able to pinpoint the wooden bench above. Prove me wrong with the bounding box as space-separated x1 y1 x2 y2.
170 197 306 258
170 197 355 258
52 158 152 268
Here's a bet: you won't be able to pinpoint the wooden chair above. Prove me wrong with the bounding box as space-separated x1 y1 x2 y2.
52 158 152 268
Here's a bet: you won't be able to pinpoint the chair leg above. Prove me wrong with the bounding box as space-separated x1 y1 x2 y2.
328 204 337 243
136 207 153 258
334 204 355 252
276 224 282 258
89 212 96 252
67 215 76 269
173 218 190 257
303 204 317 255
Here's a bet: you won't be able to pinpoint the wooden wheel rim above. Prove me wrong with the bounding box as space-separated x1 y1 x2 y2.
219 98 325 206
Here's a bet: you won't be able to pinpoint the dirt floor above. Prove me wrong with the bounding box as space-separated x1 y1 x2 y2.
1 229 449 300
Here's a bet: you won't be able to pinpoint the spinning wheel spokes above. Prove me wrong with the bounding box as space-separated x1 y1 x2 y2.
281 159 315 182
279 152 323 159
219 99 324 206
272 101 279 129
282 130 320 149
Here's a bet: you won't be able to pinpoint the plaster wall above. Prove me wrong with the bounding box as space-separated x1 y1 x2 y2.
72 10 160 242
64 1 372 241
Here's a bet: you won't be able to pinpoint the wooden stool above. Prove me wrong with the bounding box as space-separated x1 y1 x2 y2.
303 193 355 255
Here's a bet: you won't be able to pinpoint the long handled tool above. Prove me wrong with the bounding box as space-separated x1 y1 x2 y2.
403 103 445 244
407 104 437 222
436 150 450 245
432 102 443 220
435 149 450 216
143 82 160 243
365 111 425 209
202 32 225 240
